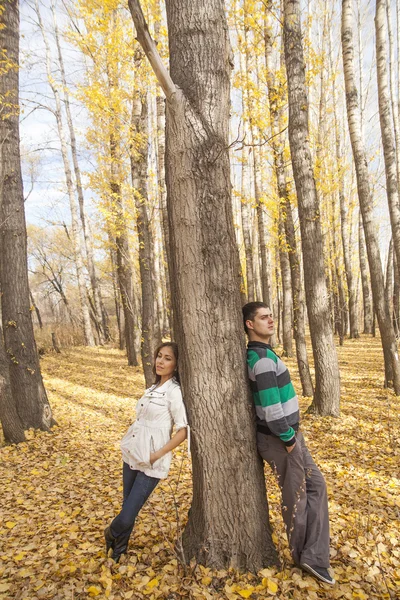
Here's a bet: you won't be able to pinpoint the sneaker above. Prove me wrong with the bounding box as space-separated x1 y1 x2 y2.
300 562 335 585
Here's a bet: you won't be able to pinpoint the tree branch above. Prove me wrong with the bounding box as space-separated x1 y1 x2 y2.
127 0 176 100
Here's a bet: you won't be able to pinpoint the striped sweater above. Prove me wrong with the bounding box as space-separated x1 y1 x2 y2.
247 341 299 446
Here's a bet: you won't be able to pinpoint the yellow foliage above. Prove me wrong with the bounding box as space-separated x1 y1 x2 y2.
0 338 399 599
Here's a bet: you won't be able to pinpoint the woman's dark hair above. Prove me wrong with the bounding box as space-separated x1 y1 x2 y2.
152 342 180 384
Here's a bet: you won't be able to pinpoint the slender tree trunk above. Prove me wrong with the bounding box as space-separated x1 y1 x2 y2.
342 0 400 392
111 136 138 367
331 40 359 338
278 215 293 356
394 251 400 336
35 0 94 347
240 151 256 302
283 0 340 415
129 0 278 570
264 4 313 394
156 93 172 336
50 0 107 344
359 211 373 333
30 291 43 329
376 0 400 278
386 0 400 188
356 0 374 334
385 239 394 324
130 85 160 385
0 0 53 433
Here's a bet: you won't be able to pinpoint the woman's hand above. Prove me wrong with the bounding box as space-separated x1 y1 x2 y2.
150 450 162 465
149 428 187 465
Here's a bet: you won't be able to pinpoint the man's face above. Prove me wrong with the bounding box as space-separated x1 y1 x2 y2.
246 307 274 339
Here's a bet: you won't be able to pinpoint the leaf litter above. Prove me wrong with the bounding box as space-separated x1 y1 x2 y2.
0 338 399 599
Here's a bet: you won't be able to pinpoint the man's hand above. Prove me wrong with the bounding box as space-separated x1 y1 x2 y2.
286 442 296 453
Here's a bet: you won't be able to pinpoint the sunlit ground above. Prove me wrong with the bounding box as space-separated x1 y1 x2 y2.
0 335 399 599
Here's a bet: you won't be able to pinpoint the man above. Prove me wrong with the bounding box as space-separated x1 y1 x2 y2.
242 302 335 585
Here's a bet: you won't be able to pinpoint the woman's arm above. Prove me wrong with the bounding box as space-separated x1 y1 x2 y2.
150 427 187 465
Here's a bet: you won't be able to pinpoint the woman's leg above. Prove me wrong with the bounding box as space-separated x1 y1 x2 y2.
110 471 159 560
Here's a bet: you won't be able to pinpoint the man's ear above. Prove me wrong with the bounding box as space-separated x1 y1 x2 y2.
246 319 254 331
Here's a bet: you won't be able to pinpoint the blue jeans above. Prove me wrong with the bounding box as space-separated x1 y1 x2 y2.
110 463 159 553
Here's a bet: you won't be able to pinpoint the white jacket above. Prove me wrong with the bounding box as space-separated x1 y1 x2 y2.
120 378 189 479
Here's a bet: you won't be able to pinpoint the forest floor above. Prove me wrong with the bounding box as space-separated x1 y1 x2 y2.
0 335 399 600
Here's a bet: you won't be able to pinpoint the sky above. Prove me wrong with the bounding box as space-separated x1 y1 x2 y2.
18 0 392 262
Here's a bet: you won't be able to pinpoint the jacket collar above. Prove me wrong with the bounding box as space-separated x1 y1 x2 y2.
247 340 272 350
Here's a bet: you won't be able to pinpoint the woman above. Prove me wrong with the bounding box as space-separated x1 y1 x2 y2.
104 342 189 562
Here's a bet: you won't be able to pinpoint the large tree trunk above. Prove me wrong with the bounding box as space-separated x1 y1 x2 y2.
283 0 341 415
376 0 400 279
342 0 400 392
35 0 95 347
0 0 53 432
130 85 160 386
0 323 25 443
128 0 278 571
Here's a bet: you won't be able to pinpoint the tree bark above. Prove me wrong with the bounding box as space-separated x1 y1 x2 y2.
331 38 359 338
129 0 278 571
358 211 373 333
283 0 341 415
342 0 400 392
376 0 400 279
386 0 400 188
385 239 394 326
264 7 312 390
0 0 53 432
0 322 25 443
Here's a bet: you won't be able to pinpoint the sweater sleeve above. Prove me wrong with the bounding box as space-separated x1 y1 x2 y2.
252 356 296 446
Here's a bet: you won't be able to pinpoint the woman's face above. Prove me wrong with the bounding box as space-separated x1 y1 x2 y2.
155 346 177 379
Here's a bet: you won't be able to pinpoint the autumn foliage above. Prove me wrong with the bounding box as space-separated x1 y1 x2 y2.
0 336 399 599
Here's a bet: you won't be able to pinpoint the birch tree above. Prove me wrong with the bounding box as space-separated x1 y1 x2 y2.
283 0 341 415
342 0 400 392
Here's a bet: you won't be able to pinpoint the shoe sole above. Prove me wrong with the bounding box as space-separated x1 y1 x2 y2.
301 563 335 585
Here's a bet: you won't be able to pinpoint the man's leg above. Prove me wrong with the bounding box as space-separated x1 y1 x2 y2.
256 432 307 566
297 436 331 569
110 470 159 560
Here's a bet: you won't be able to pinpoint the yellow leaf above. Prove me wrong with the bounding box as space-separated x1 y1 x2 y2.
146 578 159 589
237 587 255 598
201 576 212 585
266 579 278 594
87 586 102 596
5 522 16 529
30 469 40 475
14 552 25 561
0 584 11 593
353 593 368 600
124 592 134 599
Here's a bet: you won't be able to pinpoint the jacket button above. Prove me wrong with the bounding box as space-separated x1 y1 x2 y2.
141 403 143 406
132 434 135 437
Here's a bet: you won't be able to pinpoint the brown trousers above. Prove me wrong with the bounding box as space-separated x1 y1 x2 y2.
257 430 330 568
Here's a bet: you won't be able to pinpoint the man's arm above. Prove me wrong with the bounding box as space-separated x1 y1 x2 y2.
252 356 296 450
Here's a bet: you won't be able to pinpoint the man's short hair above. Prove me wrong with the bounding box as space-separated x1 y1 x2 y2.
242 301 270 334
